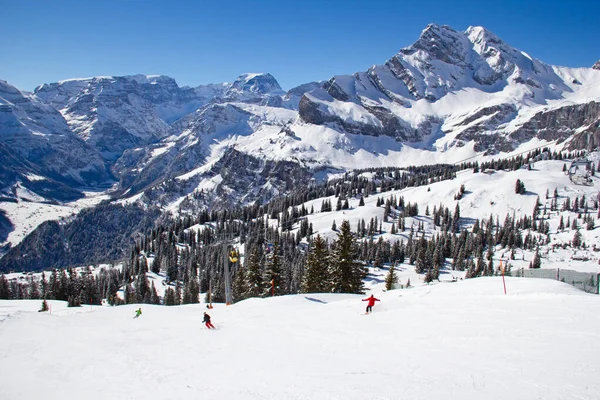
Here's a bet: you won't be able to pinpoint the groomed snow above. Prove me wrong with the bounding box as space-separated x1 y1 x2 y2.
1 276 599 400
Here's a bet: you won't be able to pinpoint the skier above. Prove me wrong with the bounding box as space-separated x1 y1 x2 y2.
134 308 142 319
362 294 380 313
203 312 215 329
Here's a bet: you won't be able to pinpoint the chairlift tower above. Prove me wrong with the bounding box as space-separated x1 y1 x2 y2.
223 247 233 305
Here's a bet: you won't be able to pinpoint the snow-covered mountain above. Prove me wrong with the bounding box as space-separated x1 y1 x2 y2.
33 75 190 160
2 23 600 260
121 24 600 211
0 80 109 198
299 24 600 154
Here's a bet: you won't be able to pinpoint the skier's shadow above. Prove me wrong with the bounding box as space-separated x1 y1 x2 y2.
304 297 328 304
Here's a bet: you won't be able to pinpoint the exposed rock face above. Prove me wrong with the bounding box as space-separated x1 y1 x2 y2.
140 148 313 211
511 101 600 150
0 80 109 194
593 60 600 71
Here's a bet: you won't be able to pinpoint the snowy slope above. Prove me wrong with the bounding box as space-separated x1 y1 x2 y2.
1 277 599 400
277 156 600 274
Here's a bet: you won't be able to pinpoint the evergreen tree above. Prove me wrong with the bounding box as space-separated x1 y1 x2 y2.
28 276 40 299
244 246 264 298
558 216 565 231
124 284 136 304
301 235 330 293
0 274 10 299
515 179 526 195
263 242 284 296
163 287 177 306
39 299 49 312
385 263 398 290
149 282 160 305
572 229 582 248
67 295 81 307
586 216 595 231
232 265 247 302
532 247 542 269
329 220 367 294
134 271 149 303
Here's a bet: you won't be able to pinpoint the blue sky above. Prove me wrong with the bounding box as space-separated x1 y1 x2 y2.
1 0 598 91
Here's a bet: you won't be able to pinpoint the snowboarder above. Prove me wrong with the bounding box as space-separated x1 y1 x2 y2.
134 308 142 319
362 294 380 313
203 312 215 329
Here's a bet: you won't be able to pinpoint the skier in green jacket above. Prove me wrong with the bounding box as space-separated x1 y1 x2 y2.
134 308 142 318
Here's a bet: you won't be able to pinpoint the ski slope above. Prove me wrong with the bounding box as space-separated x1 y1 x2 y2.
1 276 599 400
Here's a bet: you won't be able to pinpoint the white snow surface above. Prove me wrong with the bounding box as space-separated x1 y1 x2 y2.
1 276 599 400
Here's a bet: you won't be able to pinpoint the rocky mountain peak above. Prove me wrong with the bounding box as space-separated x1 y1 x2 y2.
593 60 600 70
227 73 282 95
404 23 467 65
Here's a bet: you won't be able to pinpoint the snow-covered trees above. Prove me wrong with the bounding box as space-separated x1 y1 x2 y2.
515 179 526 194
241 246 262 299
263 243 284 297
301 235 330 293
330 220 367 294
384 263 398 291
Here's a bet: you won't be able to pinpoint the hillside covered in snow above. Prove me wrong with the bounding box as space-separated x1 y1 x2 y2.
1 274 599 400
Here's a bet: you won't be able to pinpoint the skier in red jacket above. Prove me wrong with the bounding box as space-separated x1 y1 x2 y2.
362 294 380 313
203 312 215 329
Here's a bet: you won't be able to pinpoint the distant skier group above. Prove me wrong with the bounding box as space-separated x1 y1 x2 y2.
131 295 377 325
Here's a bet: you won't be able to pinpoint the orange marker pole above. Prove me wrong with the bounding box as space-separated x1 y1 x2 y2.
500 259 507 295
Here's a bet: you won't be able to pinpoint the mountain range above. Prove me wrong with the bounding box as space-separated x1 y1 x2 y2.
1 23 599 265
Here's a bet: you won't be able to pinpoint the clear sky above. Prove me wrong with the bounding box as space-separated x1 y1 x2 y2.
1 0 598 92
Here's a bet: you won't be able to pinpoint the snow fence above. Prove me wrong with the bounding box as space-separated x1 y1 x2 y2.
510 268 600 294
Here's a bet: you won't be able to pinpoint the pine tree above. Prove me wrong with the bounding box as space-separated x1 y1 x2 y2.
232 265 247 302
149 282 160 305
244 246 264 298
39 299 49 312
586 216 595 230
0 274 10 299
385 263 397 290
124 284 136 304
263 242 284 296
532 247 542 268
301 235 330 293
163 287 177 306
329 220 367 294
558 215 565 231
515 179 526 194
572 229 582 248
67 295 81 307
134 271 149 303
28 276 40 299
